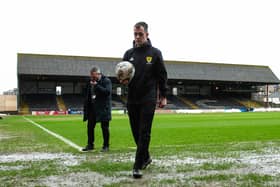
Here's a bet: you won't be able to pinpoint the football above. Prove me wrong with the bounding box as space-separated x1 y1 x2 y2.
115 61 135 83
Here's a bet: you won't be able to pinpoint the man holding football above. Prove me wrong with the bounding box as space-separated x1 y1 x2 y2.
121 21 168 178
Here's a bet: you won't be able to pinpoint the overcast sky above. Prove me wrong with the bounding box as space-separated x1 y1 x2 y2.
1 0 280 93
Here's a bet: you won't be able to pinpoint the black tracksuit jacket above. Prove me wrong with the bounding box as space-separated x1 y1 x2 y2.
123 39 168 104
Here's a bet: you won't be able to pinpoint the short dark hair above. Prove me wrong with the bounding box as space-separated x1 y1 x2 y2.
134 21 148 32
90 66 101 74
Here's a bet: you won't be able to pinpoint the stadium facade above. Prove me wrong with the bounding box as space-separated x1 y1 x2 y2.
17 53 280 114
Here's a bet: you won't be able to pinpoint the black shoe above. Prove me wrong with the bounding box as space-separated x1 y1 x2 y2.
133 169 142 179
82 145 94 152
100 146 109 152
141 158 152 170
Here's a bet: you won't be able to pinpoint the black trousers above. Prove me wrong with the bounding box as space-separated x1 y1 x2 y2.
127 102 156 169
87 109 110 148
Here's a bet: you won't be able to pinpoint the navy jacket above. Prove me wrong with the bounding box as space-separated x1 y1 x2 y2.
83 75 112 122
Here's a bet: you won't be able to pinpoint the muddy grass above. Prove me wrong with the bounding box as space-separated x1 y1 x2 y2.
0 135 18 140
1 147 280 186
0 152 85 167
34 172 132 187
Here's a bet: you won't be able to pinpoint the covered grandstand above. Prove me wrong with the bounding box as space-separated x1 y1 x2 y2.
17 53 280 114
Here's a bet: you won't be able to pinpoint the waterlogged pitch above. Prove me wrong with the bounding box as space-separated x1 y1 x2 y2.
1 112 280 186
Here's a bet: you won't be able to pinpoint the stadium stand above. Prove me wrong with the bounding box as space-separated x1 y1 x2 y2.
111 94 125 109
232 97 265 108
17 53 280 113
194 96 243 109
178 95 199 109
62 94 84 111
166 95 190 109
22 94 58 111
178 94 262 109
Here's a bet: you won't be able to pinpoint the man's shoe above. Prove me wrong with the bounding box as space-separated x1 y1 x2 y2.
132 169 142 179
141 158 152 169
82 145 94 152
100 146 109 152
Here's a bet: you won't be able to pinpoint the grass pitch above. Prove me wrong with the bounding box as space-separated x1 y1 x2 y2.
1 112 280 186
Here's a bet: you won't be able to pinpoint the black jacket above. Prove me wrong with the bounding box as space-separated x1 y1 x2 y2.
83 75 112 122
123 39 168 104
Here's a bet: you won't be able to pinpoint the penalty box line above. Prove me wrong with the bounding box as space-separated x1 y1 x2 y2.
23 116 83 152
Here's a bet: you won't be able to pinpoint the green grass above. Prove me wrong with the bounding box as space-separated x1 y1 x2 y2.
1 112 280 186
25 112 280 148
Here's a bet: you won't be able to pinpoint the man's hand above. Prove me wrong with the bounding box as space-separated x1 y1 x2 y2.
90 80 97 85
158 97 167 108
120 79 129 85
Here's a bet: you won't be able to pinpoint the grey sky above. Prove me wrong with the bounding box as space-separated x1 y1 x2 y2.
1 0 279 93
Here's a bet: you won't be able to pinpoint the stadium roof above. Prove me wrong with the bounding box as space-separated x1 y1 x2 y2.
18 53 280 84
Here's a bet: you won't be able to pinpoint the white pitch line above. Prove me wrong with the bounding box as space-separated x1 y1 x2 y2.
23 116 83 152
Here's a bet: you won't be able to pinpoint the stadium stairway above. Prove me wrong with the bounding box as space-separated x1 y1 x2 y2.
177 96 199 109
120 96 127 104
19 101 30 115
56 96 67 111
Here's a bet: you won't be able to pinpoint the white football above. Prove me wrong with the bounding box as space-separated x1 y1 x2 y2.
115 61 135 82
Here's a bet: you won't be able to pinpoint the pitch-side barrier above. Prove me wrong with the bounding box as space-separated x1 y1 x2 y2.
31 108 280 115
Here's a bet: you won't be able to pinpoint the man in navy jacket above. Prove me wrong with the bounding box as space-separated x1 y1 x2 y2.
83 67 112 152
